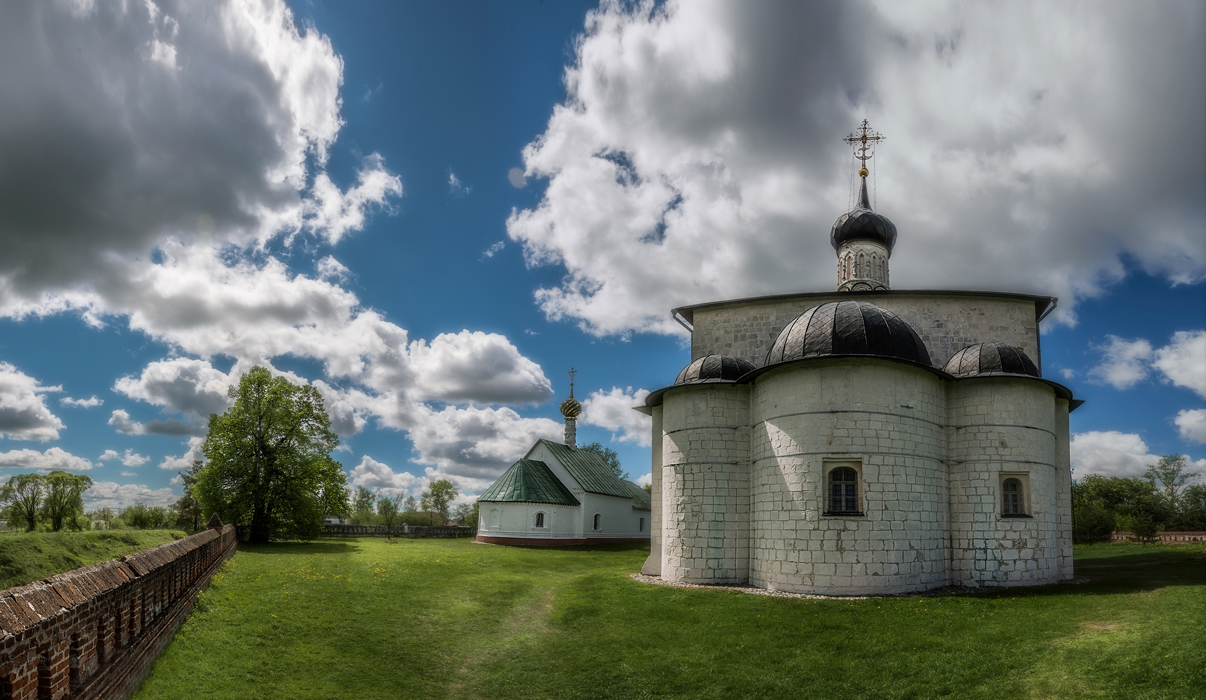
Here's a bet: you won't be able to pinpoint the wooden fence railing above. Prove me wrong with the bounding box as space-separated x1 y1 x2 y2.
322 524 476 539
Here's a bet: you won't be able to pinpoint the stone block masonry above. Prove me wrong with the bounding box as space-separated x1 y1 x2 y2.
0 524 237 700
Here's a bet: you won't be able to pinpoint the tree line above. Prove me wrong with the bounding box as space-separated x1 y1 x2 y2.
1073 455 1204 543
346 484 477 529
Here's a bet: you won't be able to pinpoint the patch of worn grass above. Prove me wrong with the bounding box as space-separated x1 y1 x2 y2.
134 540 1206 700
0 530 186 590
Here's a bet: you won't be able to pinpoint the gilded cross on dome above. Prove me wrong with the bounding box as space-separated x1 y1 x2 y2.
844 119 885 178
567 367 576 397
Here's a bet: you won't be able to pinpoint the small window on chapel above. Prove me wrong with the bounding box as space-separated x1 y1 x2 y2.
1000 477 1032 518
639 517 645 532
593 513 601 531
534 512 545 528
824 466 863 516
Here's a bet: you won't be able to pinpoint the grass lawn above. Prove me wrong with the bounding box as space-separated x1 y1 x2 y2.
0 530 188 590
133 539 1205 700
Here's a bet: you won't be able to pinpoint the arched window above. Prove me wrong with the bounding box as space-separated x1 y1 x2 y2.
857 252 866 277
1002 479 1023 515
639 517 645 532
534 512 545 528
827 467 860 514
593 513 601 531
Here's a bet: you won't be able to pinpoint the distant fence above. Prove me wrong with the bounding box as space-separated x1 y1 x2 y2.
1110 531 1206 543
0 523 237 700
322 524 476 539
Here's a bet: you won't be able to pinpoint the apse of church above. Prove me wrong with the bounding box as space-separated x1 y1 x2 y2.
636 121 1079 595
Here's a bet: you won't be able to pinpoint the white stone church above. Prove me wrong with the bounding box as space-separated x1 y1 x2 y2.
476 385 652 546
636 122 1080 595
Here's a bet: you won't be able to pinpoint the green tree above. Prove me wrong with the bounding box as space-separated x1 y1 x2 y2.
377 494 402 529
579 442 629 481
1072 501 1115 544
421 480 458 524
1144 454 1200 515
403 495 417 512
351 486 376 525
40 471 93 531
174 461 205 531
196 366 349 544
1178 484 1206 530
2 474 47 531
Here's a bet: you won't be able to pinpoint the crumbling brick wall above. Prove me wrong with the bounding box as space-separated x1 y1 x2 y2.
0 524 236 700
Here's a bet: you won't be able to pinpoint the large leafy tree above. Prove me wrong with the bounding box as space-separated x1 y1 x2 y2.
41 471 93 531
1144 455 1201 514
421 480 458 523
174 461 205 531
196 366 349 544
2 473 47 532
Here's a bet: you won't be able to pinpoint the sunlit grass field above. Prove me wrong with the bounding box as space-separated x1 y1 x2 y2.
133 538 1205 700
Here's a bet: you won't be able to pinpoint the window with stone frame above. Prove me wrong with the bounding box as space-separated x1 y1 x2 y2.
593 513 601 530
824 465 863 515
999 473 1032 517
534 512 545 528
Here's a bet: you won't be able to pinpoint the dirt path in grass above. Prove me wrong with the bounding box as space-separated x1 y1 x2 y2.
448 577 564 698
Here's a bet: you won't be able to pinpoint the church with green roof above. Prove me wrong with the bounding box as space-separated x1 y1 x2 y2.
476 384 652 546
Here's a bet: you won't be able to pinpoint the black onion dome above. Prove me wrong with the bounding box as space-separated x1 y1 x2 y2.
943 343 1040 378
674 355 756 385
766 301 931 367
830 176 897 253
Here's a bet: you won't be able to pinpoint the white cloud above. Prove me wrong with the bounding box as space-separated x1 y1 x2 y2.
159 437 205 472
507 167 527 188
506 0 1205 336
580 386 652 446
1088 336 1154 389
1059 369 1076 380
84 481 178 510
348 455 417 497
480 241 506 260
109 409 206 437
1071 431 1156 478
0 447 93 472
0 362 65 441
408 331 553 405
61 395 103 408
0 0 399 314
98 448 149 467
1153 330 1206 399
448 171 472 196
120 471 137 477
114 358 235 417
636 472 652 487
1175 409 1206 445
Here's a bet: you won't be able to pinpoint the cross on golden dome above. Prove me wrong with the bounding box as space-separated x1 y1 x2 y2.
844 119 885 178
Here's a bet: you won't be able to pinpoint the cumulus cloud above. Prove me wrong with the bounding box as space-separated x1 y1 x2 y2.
99 449 149 468
580 386 652 446
159 437 206 472
636 472 652 487
114 358 235 417
0 362 65 441
0 0 399 316
1088 336 1154 389
1153 330 1206 399
348 456 417 497
507 167 527 188
0 447 92 472
84 481 178 510
109 409 207 437
61 395 103 408
506 0 1206 336
408 331 554 405
1175 409 1206 445
1070 431 1157 478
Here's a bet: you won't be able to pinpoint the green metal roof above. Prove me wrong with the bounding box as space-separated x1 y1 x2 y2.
535 440 634 498
623 480 652 510
478 459 580 505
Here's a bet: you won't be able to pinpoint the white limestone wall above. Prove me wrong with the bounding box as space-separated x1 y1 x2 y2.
661 384 750 584
581 491 648 539
642 406 664 575
837 240 890 290
947 378 1065 586
750 359 949 595
479 502 580 540
1054 398 1074 580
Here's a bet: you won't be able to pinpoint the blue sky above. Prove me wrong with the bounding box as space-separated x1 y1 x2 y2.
0 0 1201 511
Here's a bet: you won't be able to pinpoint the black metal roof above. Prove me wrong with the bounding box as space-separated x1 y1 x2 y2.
830 176 897 252
765 300 931 367
943 343 1041 378
674 354 757 385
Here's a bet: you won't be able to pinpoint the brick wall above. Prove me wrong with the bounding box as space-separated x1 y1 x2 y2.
0 525 236 700
1110 531 1206 543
